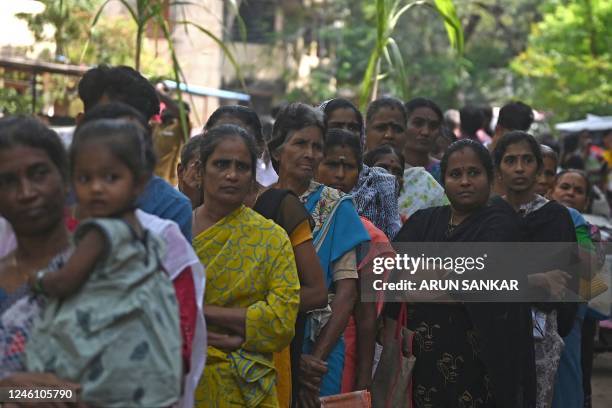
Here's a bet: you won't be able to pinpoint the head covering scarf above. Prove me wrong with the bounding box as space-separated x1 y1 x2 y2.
398 167 449 220
300 181 370 288
351 164 402 239
319 100 400 238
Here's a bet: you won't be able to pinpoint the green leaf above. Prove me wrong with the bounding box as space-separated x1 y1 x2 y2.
82 0 118 63
225 0 247 44
359 46 382 110
359 0 464 108
90 0 117 28
432 0 464 54
359 0 392 109
387 37 410 100
376 0 387 49
390 0 426 29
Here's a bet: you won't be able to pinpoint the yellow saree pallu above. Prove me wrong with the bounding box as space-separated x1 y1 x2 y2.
193 206 300 408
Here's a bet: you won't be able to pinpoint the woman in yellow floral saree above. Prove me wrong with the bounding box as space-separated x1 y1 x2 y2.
192 125 300 407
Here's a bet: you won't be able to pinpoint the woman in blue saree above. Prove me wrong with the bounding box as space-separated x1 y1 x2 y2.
268 103 370 405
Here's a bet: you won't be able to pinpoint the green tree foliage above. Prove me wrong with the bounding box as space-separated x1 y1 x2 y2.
0 87 36 115
17 0 96 60
81 17 170 77
278 0 462 106
277 0 543 109
380 0 543 108
358 0 463 110
16 0 168 75
281 0 375 104
17 2 171 71
11 0 171 115
512 0 612 121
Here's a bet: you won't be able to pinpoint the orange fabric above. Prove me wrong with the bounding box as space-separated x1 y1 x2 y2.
289 219 313 247
320 390 371 407
271 219 312 405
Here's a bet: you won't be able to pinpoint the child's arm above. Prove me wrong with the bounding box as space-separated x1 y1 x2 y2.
32 229 106 298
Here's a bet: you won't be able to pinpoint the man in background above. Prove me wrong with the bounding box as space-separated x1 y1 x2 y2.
488 101 534 152
78 65 193 241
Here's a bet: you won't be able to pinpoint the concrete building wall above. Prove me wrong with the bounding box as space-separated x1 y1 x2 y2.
170 0 224 127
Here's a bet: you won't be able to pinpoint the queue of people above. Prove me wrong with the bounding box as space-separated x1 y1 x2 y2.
0 64 610 408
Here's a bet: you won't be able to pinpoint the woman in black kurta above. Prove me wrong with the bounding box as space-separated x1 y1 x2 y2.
384 139 535 408
491 130 579 407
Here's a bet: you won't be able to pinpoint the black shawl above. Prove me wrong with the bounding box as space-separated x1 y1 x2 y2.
490 196 579 337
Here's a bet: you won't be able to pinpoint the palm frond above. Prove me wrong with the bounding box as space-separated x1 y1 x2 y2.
360 0 464 109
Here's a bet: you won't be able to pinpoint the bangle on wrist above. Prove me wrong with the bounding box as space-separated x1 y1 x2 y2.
33 268 48 294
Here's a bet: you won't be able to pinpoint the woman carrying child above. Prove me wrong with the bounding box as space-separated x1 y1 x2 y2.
25 119 182 407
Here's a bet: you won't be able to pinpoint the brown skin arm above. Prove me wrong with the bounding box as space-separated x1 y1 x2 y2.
353 296 377 390
298 354 328 408
311 278 357 360
204 305 247 337
293 239 328 312
32 229 105 299
299 279 357 406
